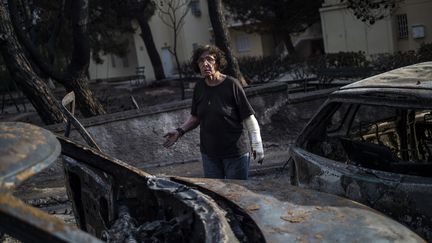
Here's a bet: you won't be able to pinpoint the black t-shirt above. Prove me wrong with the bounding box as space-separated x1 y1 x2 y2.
191 76 255 158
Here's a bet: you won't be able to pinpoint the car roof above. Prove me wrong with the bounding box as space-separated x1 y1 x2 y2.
340 62 432 91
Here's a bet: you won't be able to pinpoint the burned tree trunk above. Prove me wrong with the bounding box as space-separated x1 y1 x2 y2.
65 0 106 117
7 0 106 117
113 0 166 81
283 34 297 57
207 0 246 85
0 2 65 124
137 16 166 81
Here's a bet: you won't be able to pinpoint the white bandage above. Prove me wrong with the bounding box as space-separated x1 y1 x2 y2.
244 115 264 164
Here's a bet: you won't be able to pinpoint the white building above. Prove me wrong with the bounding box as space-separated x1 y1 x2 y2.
320 0 432 55
89 0 323 82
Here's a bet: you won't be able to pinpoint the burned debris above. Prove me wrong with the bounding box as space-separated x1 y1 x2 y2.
101 205 189 243
60 138 241 242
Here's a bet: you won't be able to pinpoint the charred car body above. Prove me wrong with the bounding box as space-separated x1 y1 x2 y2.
0 123 425 242
1 63 430 242
289 62 432 240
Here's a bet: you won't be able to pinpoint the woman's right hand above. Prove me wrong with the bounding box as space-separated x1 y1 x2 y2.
163 129 181 148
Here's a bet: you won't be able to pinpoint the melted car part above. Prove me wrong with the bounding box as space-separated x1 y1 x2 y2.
61 91 101 151
59 136 242 242
305 103 432 176
171 177 264 243
102 204 194 242
174 176 425 242
0 193 102 243
0 122 101 243
0 122 61 190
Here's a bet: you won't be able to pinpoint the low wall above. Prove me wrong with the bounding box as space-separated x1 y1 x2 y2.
46 82 336 168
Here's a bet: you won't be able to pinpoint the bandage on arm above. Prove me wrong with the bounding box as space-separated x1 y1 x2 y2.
243 115 264 163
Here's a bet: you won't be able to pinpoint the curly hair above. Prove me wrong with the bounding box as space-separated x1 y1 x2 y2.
191 44 227 73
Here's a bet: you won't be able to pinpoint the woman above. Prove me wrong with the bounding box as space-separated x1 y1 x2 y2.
163 44 264 180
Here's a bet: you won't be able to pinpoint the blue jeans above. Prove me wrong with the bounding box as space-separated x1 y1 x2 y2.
201 153 250 180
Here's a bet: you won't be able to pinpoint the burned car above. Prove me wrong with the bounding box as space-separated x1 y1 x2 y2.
289 62 432 240
0 88 427 242
0 122 102 242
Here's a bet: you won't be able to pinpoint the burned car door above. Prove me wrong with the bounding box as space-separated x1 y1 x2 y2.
290 101 432 240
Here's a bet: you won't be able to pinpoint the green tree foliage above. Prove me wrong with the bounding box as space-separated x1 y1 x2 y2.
341 0 402 25
89 0 137 64
417 42 432 62
222 0 323 55
12 0 134 68
6 0 114 117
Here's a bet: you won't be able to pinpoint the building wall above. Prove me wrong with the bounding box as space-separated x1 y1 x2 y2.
393 0 432 52
320 0 432 55
320 2 395 55
177 0 213 65
89 35 139 81
261 34 277 56
229 29 264 57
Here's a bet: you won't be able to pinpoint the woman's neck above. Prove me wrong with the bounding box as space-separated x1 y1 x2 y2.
205 72 226 86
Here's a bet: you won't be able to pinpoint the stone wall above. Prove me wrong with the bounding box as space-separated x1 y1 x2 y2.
46 83 336 168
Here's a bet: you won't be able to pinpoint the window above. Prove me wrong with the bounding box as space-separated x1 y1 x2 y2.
397 14 408 39
236 35 250 52
190 0 201 17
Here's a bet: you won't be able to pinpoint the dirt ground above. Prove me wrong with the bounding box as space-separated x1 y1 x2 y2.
0 79 189 126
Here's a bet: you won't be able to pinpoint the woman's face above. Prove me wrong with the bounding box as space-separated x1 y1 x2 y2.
198 51 217 77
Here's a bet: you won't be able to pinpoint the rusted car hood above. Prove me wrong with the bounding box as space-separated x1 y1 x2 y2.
173 177 425 242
